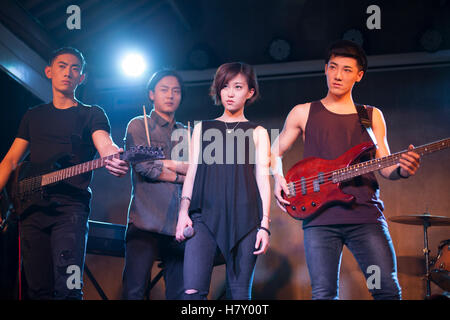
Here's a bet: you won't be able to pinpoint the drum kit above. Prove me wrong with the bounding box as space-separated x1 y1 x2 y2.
389 213 450 298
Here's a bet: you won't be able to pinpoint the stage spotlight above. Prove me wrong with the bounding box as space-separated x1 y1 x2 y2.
121 53 147 77
269 38 291 62
420 29 443 52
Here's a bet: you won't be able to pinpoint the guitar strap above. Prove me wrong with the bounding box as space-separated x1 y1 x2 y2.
355 104 378 148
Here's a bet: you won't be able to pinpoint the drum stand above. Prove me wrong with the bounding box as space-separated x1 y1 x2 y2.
390 213 450 299
422 217 431 299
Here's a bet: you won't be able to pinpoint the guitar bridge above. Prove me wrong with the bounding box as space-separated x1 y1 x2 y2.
288 182 296 197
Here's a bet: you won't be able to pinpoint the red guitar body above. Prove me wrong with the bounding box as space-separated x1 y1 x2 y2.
283 142 375 220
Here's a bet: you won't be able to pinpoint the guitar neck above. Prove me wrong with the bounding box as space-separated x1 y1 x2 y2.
333 138 450 182
40 153 120 187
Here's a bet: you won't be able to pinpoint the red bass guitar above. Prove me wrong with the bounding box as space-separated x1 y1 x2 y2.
282 138 450 220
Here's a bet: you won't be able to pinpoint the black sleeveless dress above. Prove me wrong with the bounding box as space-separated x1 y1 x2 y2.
189 120 263 259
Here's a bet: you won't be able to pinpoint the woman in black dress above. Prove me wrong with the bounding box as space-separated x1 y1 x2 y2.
175 62 271 300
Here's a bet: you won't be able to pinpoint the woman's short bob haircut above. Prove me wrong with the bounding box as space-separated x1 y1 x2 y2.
209 62 259 106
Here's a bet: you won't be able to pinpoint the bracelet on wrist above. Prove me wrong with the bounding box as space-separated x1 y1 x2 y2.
397 166 409 179
257 226 271 236
181 196 191 202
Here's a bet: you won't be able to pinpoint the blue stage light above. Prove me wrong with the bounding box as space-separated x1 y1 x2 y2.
121 53 147 77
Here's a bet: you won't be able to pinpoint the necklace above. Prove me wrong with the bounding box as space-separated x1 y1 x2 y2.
224 121 240 133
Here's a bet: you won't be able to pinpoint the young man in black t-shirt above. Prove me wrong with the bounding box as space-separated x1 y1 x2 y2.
0 47 128 299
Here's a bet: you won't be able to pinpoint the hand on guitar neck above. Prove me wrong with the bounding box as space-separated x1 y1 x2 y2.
104 148 129 177
389 144 420 179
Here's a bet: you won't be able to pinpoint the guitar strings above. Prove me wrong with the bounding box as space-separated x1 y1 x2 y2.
288 158 397 190
286 140 448 194
287 156 402 192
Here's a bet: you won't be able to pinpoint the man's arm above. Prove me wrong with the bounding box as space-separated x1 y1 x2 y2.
271 103 310 211
158 159 189 176
371 107 420 179
151 162 186 183
125 118 185 183
0 138 29 190
92 130 129 177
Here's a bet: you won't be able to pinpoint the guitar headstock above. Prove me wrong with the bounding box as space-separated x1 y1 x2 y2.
121 146 165 163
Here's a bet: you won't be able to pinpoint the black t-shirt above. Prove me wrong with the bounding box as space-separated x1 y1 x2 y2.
16 102 111 202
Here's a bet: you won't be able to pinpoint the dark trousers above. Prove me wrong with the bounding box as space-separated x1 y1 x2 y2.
303 222 402 300
122 224 184 300
19 202 90 300
183 213 257 300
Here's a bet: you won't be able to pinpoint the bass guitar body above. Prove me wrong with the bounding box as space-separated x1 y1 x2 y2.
283 142 374 220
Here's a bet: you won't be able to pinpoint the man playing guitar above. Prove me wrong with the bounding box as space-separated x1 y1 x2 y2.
271 40 421 299
0 47 129 299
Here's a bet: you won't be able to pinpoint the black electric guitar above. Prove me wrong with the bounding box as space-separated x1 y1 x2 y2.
5 145 164 216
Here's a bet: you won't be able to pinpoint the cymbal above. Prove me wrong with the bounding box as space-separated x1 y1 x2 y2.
389 214 450 226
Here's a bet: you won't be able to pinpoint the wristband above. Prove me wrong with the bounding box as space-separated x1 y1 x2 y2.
257 226 271 236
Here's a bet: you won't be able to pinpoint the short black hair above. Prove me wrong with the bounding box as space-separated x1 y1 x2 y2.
48 47 86 72
325 40 368 72
146 69 185 104
210 62 259 106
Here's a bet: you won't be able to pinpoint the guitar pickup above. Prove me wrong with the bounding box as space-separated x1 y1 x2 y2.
318 172 324 184
313 179 320 192
313 172 324 192
300 177 307 195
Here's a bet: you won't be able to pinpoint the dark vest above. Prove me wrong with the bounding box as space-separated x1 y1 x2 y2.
302 100 385 228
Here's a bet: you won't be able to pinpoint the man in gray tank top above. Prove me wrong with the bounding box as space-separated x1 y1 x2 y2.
271 40 421 300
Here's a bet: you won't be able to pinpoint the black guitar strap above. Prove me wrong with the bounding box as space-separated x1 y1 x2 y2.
355 104 378 148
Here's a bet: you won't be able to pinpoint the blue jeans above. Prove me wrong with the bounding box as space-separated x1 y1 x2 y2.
303 223 401 300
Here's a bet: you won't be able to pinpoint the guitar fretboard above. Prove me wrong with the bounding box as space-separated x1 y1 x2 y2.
333 138 450 183
40 153 121 186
